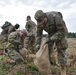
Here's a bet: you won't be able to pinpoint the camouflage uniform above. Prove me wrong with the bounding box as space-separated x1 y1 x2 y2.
5 30 27 62
34 10 68 71
1 23 16 42
1 22 15 49
1 22 19 42
1 23 12 41
25 16 36 53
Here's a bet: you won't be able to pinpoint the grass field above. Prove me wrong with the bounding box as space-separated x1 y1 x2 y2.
0 38 76 75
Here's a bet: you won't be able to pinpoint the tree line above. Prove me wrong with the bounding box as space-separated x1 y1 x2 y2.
67 32 76 38
43 32 76 38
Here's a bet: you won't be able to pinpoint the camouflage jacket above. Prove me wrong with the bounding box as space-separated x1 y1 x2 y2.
8 26 16 34
7 30 25 49
1 25 15 36
36 11 68 47
25 20 36 37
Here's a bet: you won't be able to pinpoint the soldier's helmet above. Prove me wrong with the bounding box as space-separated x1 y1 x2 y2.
15 23 20 29
34 10 45 22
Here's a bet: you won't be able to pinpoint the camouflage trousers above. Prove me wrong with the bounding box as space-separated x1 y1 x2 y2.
48 38 68 69
24 36 35 53
5 47 24 63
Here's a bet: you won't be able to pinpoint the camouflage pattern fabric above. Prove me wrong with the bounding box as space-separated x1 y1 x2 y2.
25 20 36 36
5 30 26 62
5 47 24 62
8 30 24 46
24 36 35 53
25 20 36 53
8 26 16 34
1 26 18 53
34 10 68 69
1 25 15 42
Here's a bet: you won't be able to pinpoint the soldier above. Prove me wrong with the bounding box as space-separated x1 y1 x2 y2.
25 16 36 53
8 23 20 34
1 21 20 42
5 30 27 63
34 10 68 75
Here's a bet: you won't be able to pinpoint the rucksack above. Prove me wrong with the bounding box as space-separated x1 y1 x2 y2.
1 22 12 29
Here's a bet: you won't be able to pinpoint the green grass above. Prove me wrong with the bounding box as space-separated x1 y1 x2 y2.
0 38 76 75
27 62 39 72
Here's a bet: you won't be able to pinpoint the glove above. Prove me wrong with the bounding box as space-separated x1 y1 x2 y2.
50 34 61 41
50 35 56 41
45 38 54 45
34 44 40 52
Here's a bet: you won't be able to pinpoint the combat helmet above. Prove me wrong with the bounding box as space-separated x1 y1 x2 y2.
15 23 20 29
34 10 45 22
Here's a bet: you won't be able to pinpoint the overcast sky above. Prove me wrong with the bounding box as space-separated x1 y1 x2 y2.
0 0 76 33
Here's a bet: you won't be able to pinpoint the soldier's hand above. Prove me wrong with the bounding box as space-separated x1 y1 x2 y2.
45 39 51 44
50 35 55 41
45 39 54 45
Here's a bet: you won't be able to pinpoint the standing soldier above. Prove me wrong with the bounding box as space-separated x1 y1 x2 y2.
34 10 68 75
5 30 27 63
25 16 36 53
